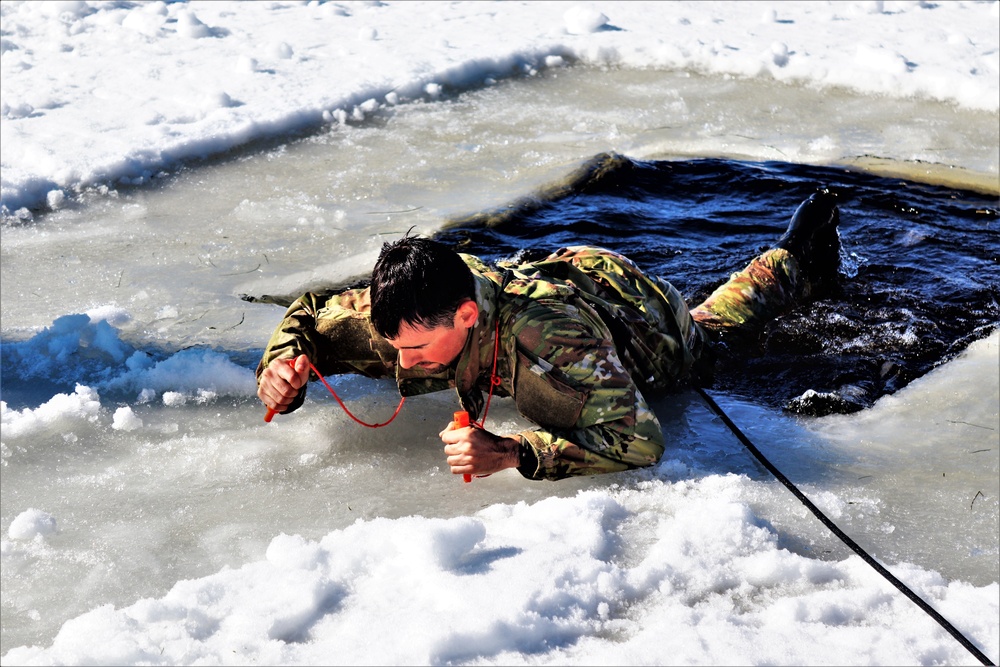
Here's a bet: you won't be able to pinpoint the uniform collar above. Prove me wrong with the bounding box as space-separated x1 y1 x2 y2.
453 271 502 398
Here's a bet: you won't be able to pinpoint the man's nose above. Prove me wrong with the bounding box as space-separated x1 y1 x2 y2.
398 349 420 369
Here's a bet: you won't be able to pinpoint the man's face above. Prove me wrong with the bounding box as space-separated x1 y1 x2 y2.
388 300 479 374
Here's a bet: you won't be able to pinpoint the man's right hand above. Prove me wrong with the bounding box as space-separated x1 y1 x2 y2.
257 354 311 416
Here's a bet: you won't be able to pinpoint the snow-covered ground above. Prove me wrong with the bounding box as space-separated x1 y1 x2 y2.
3 0 997 216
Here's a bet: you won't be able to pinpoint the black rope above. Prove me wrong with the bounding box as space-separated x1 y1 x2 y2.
694 386 995 667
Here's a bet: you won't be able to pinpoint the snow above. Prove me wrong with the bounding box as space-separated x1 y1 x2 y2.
1 384 102 439
7 508 57 540
2 1 998 216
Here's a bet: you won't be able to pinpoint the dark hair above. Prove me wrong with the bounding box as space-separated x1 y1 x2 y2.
370 236 475 339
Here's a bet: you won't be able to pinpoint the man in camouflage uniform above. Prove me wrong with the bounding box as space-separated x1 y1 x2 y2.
257 190 840 481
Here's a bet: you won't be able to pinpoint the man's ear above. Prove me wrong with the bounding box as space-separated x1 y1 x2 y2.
455 300 479 329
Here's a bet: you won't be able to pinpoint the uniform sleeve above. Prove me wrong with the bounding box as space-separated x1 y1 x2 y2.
508 299 665 480
255 288 397 413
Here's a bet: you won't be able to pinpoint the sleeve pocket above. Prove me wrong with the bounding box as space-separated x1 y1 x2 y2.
513 349 587 430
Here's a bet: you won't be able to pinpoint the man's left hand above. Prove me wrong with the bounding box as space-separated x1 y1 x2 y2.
440 426 520 477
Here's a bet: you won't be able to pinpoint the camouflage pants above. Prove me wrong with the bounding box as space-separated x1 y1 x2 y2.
689 248 805 334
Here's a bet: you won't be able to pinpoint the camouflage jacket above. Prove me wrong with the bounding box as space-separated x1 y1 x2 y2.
257 246 710 480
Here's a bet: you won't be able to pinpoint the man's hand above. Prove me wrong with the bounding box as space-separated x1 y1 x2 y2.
440 426 520 477
258 355 310 416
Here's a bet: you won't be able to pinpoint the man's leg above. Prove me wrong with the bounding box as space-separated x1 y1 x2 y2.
690 189 841 335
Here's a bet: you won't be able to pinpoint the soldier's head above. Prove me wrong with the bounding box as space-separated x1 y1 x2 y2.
371 236 478 372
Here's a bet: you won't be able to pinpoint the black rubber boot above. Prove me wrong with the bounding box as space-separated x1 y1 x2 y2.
775 188 842 293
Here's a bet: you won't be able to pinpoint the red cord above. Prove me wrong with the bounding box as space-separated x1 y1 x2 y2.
266 322 504 485
471 321 502 429
462 322 503 484
265 358 405 427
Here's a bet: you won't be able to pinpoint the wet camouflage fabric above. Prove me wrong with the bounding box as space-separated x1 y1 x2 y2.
690 248 804 331
257 245 804 480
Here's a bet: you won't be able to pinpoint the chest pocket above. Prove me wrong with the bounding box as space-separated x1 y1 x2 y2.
512 348 587 430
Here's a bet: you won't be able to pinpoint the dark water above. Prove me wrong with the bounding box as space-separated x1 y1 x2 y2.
436 155 999 415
